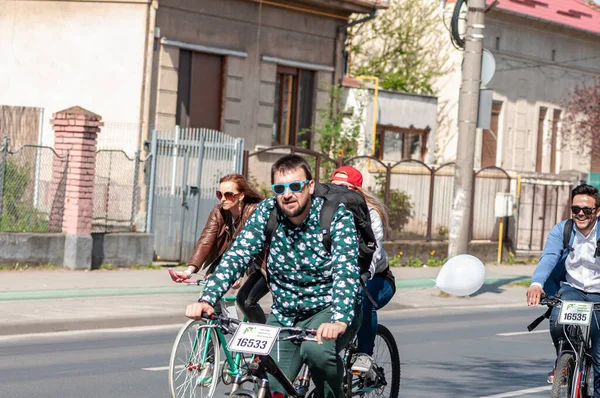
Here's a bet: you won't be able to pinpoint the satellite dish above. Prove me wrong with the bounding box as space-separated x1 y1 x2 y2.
481 49 496 87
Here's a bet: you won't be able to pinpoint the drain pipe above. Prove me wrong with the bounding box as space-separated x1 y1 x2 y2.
334 9 378 83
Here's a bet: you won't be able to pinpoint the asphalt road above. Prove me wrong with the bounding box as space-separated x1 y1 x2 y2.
0 306 556 398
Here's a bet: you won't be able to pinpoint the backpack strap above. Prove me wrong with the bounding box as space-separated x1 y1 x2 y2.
594 218 600 257
319 199 339 254
563 218 574 253
264 206 280 245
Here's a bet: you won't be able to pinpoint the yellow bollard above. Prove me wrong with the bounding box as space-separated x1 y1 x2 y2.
497 217 504 264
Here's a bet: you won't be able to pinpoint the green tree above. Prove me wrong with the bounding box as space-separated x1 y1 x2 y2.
372 174 413 238
308 85 368 177
349 0 450 95
0 160 48 232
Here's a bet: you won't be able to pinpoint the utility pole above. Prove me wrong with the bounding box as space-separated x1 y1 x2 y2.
448 0 486 258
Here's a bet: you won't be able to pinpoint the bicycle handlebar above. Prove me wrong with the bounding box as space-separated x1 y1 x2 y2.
200 313 317 342
539 293 600 310
168 268 204 285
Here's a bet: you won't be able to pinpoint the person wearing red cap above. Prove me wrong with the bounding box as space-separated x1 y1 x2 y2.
331 166 397 379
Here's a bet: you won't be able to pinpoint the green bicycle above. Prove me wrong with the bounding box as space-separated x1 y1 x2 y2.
168 275 252 398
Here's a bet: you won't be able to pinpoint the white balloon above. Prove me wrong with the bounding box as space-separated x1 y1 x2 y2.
435 254 486 296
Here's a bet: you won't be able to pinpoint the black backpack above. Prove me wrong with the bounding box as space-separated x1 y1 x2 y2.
263 182 379 306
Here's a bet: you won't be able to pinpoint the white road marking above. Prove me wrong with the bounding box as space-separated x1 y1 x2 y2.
143 365 183 371
496 329 549 336
479 385 551 397
0 324 182 342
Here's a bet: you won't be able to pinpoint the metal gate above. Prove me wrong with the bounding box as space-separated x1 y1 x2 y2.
516 180 573 252
146 127 244 262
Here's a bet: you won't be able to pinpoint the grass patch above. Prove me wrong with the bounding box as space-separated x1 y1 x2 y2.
131 263 165 270
509 278 532 288
0 263 64 271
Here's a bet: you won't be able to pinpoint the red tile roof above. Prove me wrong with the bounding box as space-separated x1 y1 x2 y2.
488 0 600 34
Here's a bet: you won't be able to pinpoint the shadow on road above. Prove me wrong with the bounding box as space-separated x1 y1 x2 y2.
403 356 550 397
470 276 528 297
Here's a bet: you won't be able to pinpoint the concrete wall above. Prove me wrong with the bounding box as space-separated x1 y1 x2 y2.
384 240 507 264
91 233 154 268
435 9 600 174
152 0 346 150
0 233 65 266
0 233 153 267
0 0 150 154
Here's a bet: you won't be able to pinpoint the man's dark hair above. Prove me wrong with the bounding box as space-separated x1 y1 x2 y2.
271 154 313 183
571 184 600 207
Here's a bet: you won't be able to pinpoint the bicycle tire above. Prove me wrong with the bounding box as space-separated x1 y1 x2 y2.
344 324 401 398
169 319 221 398
374 324 401 397
552 353 575 398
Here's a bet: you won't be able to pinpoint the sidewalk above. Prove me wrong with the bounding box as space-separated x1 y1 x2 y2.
0 264 535 336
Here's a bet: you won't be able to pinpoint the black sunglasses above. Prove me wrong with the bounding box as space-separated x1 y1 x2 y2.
271 180 309 195
571 206 597 215
216 191 240 201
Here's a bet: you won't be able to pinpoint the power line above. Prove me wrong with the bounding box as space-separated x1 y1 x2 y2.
496 54 600 73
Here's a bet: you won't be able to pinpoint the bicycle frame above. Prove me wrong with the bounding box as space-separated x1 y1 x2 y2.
192 296 248 382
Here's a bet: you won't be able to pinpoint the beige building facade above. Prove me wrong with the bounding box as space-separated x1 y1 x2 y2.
1 0 385 154
0 0 153 155
435 3 600 177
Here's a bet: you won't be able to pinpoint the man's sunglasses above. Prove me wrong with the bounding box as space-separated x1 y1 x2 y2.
216 191 240 201
571 206 598 215
271 180 310 195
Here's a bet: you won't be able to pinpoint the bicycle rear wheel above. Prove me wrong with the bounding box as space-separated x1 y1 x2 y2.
169 320 221 398
344 324 401 398
552 353 575 398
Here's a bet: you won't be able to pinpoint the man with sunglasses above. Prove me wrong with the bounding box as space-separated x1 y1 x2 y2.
527 184 600 389
185 154 361 397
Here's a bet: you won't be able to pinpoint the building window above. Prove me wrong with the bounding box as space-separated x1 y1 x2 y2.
375 125 429 162
176 50 224 130
272 66 315 148
535 107 547 173
550 109 560 173
481 101 502 168
535 108 560 173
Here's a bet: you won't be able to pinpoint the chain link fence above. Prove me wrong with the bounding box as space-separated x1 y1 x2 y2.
93 150 146 233
0 138 68 232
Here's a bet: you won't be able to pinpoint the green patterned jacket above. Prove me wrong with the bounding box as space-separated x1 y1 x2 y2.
199 196 361 326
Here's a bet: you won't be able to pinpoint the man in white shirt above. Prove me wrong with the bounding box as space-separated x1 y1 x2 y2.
527 184 600 390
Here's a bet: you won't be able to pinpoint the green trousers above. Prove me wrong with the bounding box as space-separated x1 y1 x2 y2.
267 306 361 397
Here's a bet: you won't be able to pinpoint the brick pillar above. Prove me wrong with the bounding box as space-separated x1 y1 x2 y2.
51 106 102 269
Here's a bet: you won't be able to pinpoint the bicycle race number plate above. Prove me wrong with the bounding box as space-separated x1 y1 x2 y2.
559 301 593 326
228 323 281 356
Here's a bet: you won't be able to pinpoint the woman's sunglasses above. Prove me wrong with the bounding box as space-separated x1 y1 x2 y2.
216 191 240 201
271 180 309 195
571 206 597 215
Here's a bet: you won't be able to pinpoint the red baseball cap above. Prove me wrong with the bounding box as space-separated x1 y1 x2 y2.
331 166 363 188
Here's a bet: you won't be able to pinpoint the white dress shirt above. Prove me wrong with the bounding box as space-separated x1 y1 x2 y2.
565 221 600 293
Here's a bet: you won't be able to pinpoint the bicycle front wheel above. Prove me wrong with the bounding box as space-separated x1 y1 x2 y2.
552 353 575 398
169 320 221 398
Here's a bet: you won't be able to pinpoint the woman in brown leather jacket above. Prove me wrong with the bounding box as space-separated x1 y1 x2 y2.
170 173 269 323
